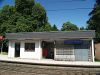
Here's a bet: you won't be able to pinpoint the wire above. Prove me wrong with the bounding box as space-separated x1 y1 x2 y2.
51 0 86 3
38 0 86 3
46 8 93 11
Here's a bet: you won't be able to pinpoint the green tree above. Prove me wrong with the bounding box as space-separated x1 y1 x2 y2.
37 23 52 32
15 0 35 15
31 3 47 30
87 0 100 42
0 5 16 35
0 0 50 52
51 24 58 31
61 21 79 31
0 0 49 36
15 16 33 32
80 27 86 30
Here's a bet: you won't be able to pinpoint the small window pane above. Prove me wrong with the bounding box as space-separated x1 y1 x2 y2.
25 43 35 51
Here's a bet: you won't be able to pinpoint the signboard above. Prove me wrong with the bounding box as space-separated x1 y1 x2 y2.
64 40 83 44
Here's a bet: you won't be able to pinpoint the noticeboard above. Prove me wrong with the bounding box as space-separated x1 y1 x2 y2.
64 40 83 44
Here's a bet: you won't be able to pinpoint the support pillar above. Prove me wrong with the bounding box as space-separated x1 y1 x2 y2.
8 41 15 58
39 40 42 60
91 39 95 62
54 41 56 60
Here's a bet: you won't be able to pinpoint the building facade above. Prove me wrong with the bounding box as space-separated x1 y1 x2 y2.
6 31 95 62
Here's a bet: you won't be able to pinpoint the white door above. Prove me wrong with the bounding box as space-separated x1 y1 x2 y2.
75 49 88 61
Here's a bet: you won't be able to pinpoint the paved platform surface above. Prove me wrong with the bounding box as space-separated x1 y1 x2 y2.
0 55 100 67
0 61 100 75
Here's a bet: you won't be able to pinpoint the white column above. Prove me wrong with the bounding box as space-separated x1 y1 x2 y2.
54 48 56 60
54 41 56 60
20 41 24 58
8 41 15 58
91 39 95 62
39 40 42 59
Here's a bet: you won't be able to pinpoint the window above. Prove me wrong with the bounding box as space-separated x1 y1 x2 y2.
25 43 35 51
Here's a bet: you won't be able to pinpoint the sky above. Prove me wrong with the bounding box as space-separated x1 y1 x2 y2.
0 0 95 29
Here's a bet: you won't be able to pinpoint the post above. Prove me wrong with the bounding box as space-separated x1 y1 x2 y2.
54 41 56 60
0 43 3 54
91 39 95 62
39 40 42 59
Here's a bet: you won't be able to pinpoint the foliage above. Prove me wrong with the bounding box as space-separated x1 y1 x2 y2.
0 0 51 36
37 23 52 32
0 0 54 51
87 0 100 42
0 39 8 52
51 24 58 31
15 0 35 15
61 21 79 31
31 3 47 30
79 27 86 30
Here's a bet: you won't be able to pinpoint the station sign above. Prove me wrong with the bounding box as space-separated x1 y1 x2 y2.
64 40 83 44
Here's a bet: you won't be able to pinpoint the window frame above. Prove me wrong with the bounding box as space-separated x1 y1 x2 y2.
25 42 35 52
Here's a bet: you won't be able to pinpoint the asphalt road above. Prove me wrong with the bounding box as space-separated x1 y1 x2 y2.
0 61 100 75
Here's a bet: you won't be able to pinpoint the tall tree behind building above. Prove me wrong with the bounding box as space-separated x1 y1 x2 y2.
61 21 79 31
0 0 51 36
51 24 58 31
87 0 100 42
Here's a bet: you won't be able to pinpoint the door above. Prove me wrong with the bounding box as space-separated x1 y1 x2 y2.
42 41 54 59
75 49 88 61
15 42 20 57
74 44 89 61
47 42 54 59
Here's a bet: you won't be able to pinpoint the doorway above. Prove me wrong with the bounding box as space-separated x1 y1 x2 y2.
42 41 54 59
15 42 20 57
74 44 89 61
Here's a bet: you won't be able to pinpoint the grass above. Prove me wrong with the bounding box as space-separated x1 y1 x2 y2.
0 52 8 55
95 59 100 62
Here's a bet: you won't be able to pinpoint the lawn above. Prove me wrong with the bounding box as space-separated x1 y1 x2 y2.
0 52 8 55
95 59 100 62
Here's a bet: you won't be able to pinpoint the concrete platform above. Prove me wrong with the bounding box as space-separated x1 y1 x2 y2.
0 55 100 67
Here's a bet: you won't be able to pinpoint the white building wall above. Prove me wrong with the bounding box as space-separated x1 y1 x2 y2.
8 41 15 58
8 40 42 60
20 40 42 60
